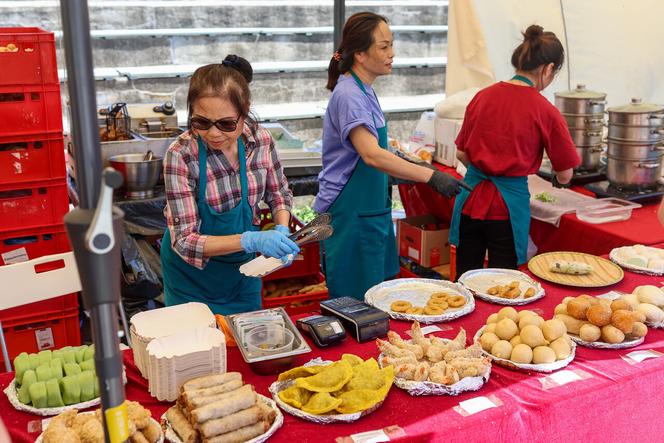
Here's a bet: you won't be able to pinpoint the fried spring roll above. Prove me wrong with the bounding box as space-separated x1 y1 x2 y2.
191 390 256 424
256 399 276 423
182 379 244 402
187 384 254 411
202 420 270 443
166 406 200 443
199 405 264 438
182 372 242 392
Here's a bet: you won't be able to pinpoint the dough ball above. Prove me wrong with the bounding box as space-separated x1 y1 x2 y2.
519 315 542 330
487 313 499 324
600 325 625 344
579 324 601 342
567 298 591 320
495 318 519 341
542 319 566 342
532 346 557 364
549 337 572 360
636 303 664 323
520 324 548 348
562 296 575 305
647 258 664 272
497 307 519 323
510 344 533 364
635 285 664 307
610 299 632 312
554 304 568 316
555 314 585 335
517 310 536 320
586 303 612 327
579 295 599 306
490 340 513 359
622 294 640 310
631 310 646 323
611 309 635 334
484 323 497 334
480 332 500 352
627 255 648 268
509 335 522 347
628 322 648 338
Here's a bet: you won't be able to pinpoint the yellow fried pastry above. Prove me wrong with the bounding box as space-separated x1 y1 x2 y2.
278 386 312 409
295 361 353 393
405 306 424 315
301 392 342 415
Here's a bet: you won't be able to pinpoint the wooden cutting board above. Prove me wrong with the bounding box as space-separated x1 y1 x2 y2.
528 251 624 287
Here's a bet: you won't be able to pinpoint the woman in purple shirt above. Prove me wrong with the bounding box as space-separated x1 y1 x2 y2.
314 12 468 299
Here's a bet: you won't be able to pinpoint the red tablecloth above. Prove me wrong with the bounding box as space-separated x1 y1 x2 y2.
399 164 664 256
3 267 664 442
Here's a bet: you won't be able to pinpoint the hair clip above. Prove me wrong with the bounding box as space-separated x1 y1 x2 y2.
333 51 342 62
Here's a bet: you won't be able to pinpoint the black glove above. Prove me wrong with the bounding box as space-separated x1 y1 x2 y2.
427 170 472 197
552 174 571 189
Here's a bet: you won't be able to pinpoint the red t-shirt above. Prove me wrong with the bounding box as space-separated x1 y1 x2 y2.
455 82 580 220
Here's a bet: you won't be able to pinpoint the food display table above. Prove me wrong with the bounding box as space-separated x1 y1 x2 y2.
399 163 664 257
3 259 664 443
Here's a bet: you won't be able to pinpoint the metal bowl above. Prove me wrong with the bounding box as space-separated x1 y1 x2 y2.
109 153 163 199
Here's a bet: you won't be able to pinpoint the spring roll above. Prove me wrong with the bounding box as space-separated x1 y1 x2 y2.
256 399 276 423
185 385 254 411
182 379 244 404
140 419 162 443
182 372 241 392
191 390 257 424
199 405 264 438
166 406 199 443
202 420 270 443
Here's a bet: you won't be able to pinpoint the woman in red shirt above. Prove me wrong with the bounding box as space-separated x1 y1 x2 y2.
450 25 580 277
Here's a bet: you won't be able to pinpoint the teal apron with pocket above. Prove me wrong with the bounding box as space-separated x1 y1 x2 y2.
161 136 262 315
322 70 400 299
449 163 530 265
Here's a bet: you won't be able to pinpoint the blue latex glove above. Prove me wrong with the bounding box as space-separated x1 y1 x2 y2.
273 224 295 265
240 230 300 262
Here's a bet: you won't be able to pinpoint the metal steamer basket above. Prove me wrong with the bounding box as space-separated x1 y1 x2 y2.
606 98 664 189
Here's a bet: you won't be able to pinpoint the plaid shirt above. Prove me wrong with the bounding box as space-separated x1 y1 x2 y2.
164 124 293 269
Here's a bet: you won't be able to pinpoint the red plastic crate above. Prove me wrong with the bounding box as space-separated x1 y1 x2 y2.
0 224 71 264
0 83 63 137
262 273 328 315
0 293 78 323
258 210 322 281
0 28 58 85
0 132 65 185
0 308 80 368
0 179 69 231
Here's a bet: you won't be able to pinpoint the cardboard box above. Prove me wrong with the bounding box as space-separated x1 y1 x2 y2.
397 215 450 268
434 117 464 167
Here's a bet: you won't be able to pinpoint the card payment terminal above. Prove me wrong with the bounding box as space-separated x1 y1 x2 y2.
319 297 390 343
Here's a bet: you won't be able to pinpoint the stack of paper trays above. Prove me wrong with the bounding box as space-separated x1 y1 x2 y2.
145 327 227 401
130 302 216 378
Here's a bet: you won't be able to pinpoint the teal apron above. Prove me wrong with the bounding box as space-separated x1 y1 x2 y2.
161 136 262 315
321 70 400 299
449 163 530 265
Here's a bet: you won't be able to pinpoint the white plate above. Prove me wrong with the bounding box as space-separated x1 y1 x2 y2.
473 326 575 373
163 394 283 443
459 269 545 305
364 278 475 324
568 333 645 349
609 246 664 276
36 414 163 443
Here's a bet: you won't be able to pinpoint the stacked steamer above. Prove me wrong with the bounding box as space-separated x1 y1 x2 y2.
555 84 607 172
606 98 664 189
0 28 75 368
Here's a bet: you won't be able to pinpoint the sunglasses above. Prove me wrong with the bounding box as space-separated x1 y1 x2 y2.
190 115 241 132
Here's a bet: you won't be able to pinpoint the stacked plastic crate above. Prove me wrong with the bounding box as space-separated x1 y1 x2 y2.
0 28 80 365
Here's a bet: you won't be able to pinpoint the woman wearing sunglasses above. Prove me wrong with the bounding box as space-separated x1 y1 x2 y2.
161 55 299 315
315 12 469 300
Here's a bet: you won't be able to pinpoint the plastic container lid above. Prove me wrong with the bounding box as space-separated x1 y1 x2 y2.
246 325 294 358
576 198 642 224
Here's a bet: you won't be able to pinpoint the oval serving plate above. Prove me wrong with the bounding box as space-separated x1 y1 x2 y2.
528 251 624 287
609 246 664 276
458 269 544 305
364 278 475 324
473 326 576 373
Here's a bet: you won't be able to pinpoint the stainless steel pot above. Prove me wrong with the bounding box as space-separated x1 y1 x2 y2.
607 98 664 127
109 153 163 199
607 140 664 160
562 113 604 130
606 155 662 189
575 145 604 171
555 84 607 115
568 128 603 146
608 123 664 143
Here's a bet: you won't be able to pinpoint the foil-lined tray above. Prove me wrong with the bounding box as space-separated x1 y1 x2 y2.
458 269 545 305
473 327 576 373
609 246 664 276
36 414 163 443
568 333 644 349
162 394 283 443
364 278 475 324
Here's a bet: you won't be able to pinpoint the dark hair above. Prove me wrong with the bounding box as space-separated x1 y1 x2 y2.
187 55 256 130
326 12 388 91
511 24 564 72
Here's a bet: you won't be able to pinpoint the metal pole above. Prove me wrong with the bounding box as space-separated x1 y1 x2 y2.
60 1 129 442
333 0 346 49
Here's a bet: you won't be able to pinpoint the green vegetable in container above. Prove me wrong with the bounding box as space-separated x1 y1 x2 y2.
534 192 558 203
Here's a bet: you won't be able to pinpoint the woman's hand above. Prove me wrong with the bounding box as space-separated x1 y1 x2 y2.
428 170 472 197
240 230 300 261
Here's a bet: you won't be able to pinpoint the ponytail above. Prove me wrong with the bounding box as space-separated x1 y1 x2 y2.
511 24 564 72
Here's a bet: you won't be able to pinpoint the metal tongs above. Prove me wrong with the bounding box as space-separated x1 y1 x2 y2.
288 213 333 246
